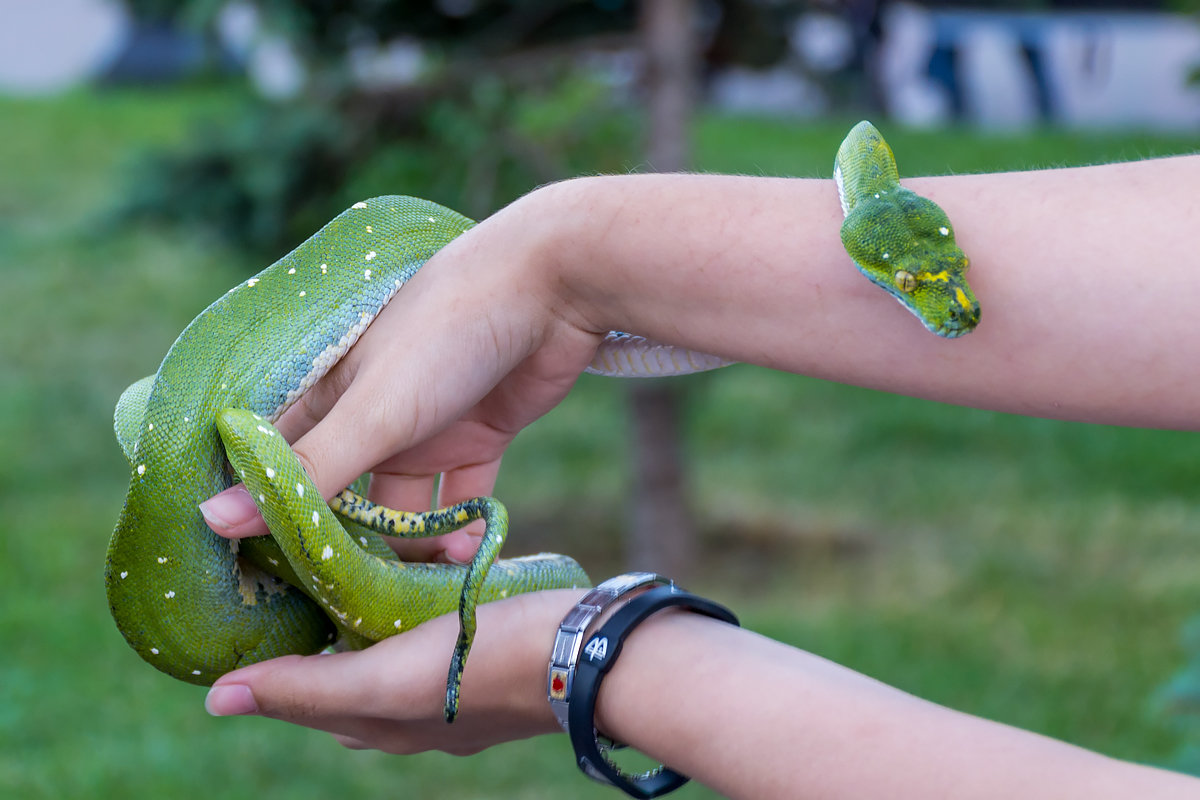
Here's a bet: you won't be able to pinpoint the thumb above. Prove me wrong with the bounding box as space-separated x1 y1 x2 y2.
203 646 443 733
201 382 400 539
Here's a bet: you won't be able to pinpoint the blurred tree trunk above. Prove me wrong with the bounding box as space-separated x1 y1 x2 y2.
625 0 697 578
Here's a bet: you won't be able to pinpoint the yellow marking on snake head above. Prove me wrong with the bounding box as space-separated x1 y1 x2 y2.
955 287 974 311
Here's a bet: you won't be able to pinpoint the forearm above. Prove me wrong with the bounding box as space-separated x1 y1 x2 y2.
585 609 1195 800
533 158 1200 428
208 588 1196 796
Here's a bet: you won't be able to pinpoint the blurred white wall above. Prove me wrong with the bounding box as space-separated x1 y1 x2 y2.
0 0 128 95
2 1 1197 132
879 4 1200 130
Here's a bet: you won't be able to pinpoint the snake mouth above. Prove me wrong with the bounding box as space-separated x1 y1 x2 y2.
933 310 981 338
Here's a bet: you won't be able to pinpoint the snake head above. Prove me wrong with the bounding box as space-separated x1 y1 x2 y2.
840 187 980 338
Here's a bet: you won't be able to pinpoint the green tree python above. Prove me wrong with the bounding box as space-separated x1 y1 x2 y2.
107 121 979 722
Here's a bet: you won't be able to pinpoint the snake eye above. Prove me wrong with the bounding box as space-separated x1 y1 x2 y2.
894 270 916 293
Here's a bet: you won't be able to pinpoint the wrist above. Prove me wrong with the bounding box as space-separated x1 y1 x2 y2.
516 176 628 338
468 589 589 734
513 172 849 373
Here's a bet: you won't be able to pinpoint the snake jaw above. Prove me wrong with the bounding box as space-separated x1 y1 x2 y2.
839 185 980 337
927 297 981 338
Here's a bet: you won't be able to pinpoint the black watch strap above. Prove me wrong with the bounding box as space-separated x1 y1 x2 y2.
567 584 740 799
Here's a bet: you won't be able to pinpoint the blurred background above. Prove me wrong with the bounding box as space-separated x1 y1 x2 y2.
2 0 1200 797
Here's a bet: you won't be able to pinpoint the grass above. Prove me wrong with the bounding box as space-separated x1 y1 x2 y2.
2 86 1199 798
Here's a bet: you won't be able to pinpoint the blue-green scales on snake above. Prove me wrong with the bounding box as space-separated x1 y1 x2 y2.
107 121 979 723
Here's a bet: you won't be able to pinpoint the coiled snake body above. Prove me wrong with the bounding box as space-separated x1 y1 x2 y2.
107 121 978 721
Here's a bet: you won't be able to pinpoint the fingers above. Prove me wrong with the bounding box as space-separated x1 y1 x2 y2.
199 484 268 538
436 459 503 506
205 642 448 753
332 733 369 750
197 209 576 543
363 465 501 564
367 471 437 512
202 592 582 756
201 376 400 540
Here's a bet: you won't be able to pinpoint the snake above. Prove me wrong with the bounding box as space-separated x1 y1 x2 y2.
106 120 979 723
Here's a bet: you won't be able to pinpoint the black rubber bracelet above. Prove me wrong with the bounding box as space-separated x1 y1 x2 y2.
567 584 740 799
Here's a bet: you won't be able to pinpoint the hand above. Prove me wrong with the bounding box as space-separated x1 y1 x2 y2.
200 184 604 562
204 589 585 754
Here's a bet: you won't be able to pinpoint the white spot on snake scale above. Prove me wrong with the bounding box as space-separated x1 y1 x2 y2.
364 269 372 280
258 493 265 503
939 226 950 236
288 267 296 274
352 201 367 209
137 464 146 475
354 617 362 627
321 545 333 560
312 510 320 526
157 556 167 564
147 423 153 431
359 536 368 546
150 648 158 655
256 424 276 437
247 278 259 287
365 251 376 261
265 467 276 479
119 571 128 579
165 590 175 599
393 619 403 629
299 290 306 297
192 670 201 676
320 263 328 274
365 225 373 233
296 483 305 497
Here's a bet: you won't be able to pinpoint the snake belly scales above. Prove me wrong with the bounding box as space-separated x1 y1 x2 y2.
107 120 979 722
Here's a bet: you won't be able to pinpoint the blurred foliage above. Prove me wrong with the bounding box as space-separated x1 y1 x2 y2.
114 0 800 253
128 0 640 57
121 102 348 252
120 69 636 252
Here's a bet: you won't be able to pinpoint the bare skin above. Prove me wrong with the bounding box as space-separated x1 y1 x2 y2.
201 157 1200 798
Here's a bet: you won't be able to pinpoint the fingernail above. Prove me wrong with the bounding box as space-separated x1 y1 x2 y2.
199 485 259 535
205 684 258 716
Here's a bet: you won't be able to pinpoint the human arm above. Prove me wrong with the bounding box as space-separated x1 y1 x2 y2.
198 156 1200 794
205 588 1199 800
201 155 1200 550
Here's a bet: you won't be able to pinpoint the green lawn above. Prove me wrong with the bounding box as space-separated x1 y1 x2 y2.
2 87 1198 798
